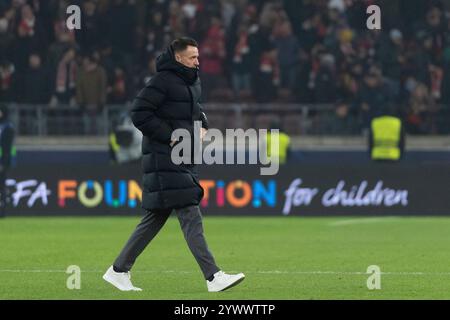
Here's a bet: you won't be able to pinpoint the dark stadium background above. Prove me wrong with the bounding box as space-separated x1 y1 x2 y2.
0 0 448 215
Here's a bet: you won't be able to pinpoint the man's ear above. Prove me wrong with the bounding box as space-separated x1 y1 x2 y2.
175 53 181 63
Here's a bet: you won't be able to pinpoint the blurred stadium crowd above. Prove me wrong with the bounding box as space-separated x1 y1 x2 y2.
0 0 449 134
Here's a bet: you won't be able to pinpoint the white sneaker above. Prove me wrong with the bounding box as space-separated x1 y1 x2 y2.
102 266 142 291
207 270 245 292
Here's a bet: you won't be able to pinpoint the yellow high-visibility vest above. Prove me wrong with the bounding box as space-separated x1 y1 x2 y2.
266 131 290 164
109 133 120 153
371 116 402 160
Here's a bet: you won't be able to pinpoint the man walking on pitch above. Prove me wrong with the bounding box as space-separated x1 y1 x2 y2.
103 37 245 292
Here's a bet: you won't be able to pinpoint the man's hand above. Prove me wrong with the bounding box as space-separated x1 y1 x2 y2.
170 139 177 147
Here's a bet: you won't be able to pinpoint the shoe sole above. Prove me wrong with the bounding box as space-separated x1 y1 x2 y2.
103 274 134 291
216 275 246 292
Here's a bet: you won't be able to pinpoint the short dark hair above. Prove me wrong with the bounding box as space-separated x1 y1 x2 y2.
171 37 198 53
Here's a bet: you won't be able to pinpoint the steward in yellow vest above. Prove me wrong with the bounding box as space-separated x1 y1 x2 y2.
266 123 291 164
369 113 405 161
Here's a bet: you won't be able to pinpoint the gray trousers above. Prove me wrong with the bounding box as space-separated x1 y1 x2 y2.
113 205 220 280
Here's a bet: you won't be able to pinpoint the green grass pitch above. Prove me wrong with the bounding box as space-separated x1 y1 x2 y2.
1 216 450 299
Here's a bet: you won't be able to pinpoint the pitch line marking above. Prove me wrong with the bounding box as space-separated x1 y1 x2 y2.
328 217 403 226
0 269 449 276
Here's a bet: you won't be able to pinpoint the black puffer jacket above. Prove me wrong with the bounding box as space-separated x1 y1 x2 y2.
131 45 208 210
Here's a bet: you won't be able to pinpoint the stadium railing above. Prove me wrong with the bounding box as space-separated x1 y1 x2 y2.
6 103 346 136
6 103 450 137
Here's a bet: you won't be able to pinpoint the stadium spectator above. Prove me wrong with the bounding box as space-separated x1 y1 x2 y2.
0 9 15 59
105 0 137 68
47 19 77 74
313 52 337 103
76 0 101 54
107 66 129 104
0 59 17 103
199 16 226 101
50 46 77 107
231 24 252 99
332 100 357 134
18 53 51 104
406 81 440 134
141 10 166 63
76 53 107 134
0 0 448 135
253 46 279 102
353 66 395 132
12 4 45 72
377 29 406 82
98 43 115 83
137 55 157 89
273 20 300 93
